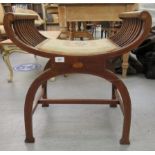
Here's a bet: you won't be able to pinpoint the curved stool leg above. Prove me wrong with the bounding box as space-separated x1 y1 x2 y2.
41 60 52 107
24 69 55 143
110 84 117 107
99 69 131 144
24 65 131 144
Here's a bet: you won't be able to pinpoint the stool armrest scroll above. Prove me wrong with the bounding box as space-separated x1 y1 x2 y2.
3 13 38 22
3 13 48 57
119 11 152 21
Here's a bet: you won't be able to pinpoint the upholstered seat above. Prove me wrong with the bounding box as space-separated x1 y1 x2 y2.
36 38 120 56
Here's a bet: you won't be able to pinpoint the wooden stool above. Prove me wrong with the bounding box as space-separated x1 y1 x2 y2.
4 11 152 144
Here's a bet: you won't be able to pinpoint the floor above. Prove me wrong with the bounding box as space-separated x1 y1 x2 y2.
0 29 155 150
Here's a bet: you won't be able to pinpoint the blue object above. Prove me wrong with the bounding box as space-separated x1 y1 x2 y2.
13 63 42 72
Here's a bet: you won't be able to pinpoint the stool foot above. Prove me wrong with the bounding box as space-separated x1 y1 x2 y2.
25 137 35 143
8 79 13 83
120 138 130 145
110 104 117 108
64 74 68 77
42 103 49 107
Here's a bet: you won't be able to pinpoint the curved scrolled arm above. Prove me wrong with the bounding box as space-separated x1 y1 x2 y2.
4 13 49 57
109 11 152 57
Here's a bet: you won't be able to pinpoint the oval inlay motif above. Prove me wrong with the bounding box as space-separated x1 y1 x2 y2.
72 62 84 68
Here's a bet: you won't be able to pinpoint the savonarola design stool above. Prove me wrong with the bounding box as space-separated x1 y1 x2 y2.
4 11 151 144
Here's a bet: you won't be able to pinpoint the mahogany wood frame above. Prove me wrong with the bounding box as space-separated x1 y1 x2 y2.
4 11 152 144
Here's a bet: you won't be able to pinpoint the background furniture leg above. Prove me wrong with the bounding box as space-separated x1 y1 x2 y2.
122 52 130 78
2 49 14 82
0 43 23 82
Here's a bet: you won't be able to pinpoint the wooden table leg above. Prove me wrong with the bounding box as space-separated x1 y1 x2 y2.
1 45 22 82
122 52 130 78
58 6 69 39
2 49 14 82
